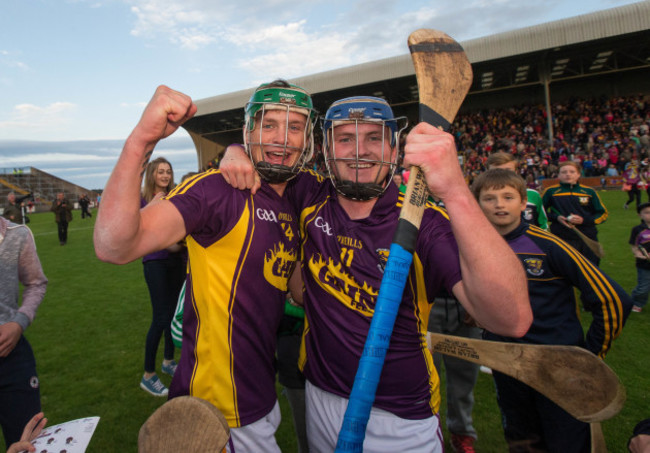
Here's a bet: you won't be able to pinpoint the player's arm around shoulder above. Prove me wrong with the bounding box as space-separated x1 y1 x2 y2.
219 144 261 193
403 122 532 337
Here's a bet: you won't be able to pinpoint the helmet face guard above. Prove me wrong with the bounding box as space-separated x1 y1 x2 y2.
244 84 316 184
322 97 407 201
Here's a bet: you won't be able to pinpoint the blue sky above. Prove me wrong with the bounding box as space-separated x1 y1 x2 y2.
0 0 642 190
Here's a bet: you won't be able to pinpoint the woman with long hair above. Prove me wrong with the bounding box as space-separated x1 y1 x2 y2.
139 157 185 396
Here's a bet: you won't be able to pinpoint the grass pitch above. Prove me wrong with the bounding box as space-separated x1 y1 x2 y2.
2 188 648 452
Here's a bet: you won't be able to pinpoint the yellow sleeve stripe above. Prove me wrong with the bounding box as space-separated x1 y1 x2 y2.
593 190 609 225
167 169 220 198
528 227 624 354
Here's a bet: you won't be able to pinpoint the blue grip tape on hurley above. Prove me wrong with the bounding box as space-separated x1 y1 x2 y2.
335 241 414 452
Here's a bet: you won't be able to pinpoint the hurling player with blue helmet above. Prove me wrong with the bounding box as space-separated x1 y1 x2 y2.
222 95 531 452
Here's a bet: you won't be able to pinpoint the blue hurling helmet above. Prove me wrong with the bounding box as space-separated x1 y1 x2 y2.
322 96 407 201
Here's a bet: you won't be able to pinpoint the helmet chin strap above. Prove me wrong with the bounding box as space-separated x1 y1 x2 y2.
255 162 298 184
334 180 386 201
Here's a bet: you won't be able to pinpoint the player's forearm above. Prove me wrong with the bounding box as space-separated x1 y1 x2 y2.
94 135 154 264
445 190 532 337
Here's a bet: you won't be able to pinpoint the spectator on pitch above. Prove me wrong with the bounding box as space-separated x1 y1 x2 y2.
0 216 48 447
78 194 93 219
3 192 24 225
428 290 482 453
628 202 650 314
471 169 632 453
542 161 608 265
622 160 647 211
641 160 650 203
486 152 548 230
50 192 72 246
220 96 532 452
94 81 314 451
137 157 185 397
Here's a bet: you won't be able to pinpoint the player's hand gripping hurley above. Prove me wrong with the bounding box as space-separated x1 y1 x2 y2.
335 29 473 452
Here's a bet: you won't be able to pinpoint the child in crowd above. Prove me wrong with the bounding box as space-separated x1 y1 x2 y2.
486 152 548 229
542 161 608 265
628 202 650 313
471 168 632 453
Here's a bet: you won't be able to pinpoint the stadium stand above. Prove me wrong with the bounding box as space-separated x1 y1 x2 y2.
0 167 99 213
450 93 649 188
179 2 650 177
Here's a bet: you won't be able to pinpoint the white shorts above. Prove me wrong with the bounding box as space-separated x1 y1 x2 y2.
226 400 281 453
305 380 443 453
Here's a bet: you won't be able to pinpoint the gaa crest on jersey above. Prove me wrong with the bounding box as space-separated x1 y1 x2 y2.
376 248 389 273
256 208 278 223
579 196 590 205
314 216 333 236
264 242 297 291
523 258 544 277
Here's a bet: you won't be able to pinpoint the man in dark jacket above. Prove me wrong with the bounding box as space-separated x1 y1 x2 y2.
51 193 72 245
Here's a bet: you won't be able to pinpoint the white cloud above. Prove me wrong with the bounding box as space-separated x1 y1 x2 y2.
0 102 77 132
119 101 148 109
234 22 354 78
0 136 198 189
0 152 115 165
0 49 30 71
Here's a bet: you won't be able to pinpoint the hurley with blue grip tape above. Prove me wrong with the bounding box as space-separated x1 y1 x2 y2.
335 29 473 452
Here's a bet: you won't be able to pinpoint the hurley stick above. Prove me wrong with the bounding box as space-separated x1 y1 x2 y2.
335 30 472 452
428 332 626 422
590 422 607 453
567 222 605 258
638 244 650 261
138 396 230 453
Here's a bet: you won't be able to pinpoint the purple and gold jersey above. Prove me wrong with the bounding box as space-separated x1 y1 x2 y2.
289 171 462 419
165 170 298 428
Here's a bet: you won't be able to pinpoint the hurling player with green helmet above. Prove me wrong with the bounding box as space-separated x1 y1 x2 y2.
95 82 315 452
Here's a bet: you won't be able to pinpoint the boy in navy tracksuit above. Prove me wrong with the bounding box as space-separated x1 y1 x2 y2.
472 169 632 453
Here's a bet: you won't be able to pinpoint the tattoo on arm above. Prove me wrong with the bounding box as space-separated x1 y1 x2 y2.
140 150 153 178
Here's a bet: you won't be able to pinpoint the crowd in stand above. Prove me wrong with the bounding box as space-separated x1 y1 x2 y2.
448 94 650 188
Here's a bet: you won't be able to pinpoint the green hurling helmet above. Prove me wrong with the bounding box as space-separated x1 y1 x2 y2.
243 81 317 184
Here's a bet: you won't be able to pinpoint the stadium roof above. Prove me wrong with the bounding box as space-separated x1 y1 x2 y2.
182 1 650 164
